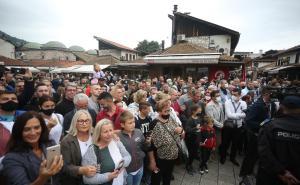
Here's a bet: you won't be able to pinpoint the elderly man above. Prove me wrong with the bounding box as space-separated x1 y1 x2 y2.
219 80 231 104
62 93 97 134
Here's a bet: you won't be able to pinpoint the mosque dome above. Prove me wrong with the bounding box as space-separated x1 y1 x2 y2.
22 42 42 49
69 45 85 52
86 49 98 55
42 41 67 49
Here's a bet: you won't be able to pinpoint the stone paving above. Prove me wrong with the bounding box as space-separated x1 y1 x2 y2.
170 154 256 185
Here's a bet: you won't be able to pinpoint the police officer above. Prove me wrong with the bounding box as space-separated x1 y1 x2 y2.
256 96 300 185
239 87 277 184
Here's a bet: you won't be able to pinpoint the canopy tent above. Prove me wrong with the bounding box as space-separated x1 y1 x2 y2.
6 66 41 73
50 65 110 73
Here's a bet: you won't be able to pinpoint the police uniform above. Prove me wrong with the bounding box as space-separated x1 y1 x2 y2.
256 96 300 185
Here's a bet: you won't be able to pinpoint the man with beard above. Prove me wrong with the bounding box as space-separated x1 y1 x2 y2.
23 83 50 111
96 92 124 130
55 82 76 116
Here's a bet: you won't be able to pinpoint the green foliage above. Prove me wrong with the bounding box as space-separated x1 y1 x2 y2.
135 40 161 56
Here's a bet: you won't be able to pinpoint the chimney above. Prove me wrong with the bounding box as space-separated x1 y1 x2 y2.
161 40 165 50
173 5 178 14
259 49 263 54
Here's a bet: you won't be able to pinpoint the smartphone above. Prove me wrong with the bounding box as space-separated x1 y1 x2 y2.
46 144 61 168
115 160 124 171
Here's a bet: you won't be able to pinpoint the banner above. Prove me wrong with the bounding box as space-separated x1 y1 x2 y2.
208 66 229 81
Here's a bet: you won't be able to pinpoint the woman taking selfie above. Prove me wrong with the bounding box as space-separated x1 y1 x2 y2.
82 119 131 185
2 111 63 185
60 110 95 185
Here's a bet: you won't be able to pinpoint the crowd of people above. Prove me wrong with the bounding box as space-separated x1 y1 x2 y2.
0 65 300 185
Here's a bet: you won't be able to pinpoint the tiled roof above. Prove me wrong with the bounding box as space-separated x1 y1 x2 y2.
0 55 28 66
156 42 216 55
73 52 119 65
94 36 136 52
23 60 85 67
276 45 300 55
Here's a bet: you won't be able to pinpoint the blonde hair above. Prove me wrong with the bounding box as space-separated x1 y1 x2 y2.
119 110 134 124
133 89 147 104
154 91 169 102
92 119 113 144
68 110 93 136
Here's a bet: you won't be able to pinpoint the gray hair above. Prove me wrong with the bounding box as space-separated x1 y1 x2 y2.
92 119 113 144
68 109 93 136
73 93 89 104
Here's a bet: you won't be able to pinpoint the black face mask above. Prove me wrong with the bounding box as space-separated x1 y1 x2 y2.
161 114 170 120
241 86 246 89
0 101 18 112
196 113 202 117
41 108 55 116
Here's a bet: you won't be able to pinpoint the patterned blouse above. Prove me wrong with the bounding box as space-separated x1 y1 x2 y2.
152 118 180 160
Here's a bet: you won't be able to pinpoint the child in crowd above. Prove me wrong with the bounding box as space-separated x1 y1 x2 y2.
135 102 153 136
118 110 150 185
184 104 203 175
135 102 153 185
199 116 216 174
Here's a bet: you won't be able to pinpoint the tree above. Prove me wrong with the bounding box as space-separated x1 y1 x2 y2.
135 40 161 56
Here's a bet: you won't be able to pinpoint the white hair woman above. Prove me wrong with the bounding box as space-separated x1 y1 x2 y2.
82 119 131 185
60 110 95 185
127 89 150 116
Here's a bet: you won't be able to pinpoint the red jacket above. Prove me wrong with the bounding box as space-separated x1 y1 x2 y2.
200 126 216 149
96 106 124 130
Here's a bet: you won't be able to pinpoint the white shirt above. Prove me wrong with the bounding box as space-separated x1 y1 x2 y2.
78 136 92 157
44 113 63 144
224 99 247 128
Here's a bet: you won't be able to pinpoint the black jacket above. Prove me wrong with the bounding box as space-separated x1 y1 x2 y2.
17 80 35 110
258 114 300 181
245 98 276 133
55 98 75 116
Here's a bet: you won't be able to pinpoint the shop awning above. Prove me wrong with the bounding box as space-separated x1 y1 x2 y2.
268 65 297 74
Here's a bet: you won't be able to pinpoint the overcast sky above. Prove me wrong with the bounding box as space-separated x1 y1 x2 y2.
0 0 299 53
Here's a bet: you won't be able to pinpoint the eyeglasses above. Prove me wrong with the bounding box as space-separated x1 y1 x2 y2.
77 119 90 125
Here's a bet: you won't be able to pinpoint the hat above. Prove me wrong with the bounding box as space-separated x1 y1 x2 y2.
281 96 300 109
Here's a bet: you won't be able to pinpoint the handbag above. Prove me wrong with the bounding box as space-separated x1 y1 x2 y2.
161 123 189 162
224 101 241 128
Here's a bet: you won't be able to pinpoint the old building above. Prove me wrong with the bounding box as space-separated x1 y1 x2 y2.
143 6 242 80
144 41 242 80
268 45 300 80
17 41 77 61
94 36 138 61
169 5 240 56
0 30 27 59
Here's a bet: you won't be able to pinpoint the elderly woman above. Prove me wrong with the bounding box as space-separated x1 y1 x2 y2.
60 110 96 185
82 119 131 185
2 111 63 185
150 99 184 185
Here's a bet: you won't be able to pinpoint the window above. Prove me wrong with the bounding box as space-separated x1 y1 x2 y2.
126 54 128 61
129 54 132 61
133 55 136 60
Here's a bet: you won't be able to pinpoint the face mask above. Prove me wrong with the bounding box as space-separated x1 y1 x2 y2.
241 86 246 89
161 114 170 120
224 84 229 88
196 113 202 117
0 101 18 112
216 97 222 103
232 96 239 102
41 108 55 116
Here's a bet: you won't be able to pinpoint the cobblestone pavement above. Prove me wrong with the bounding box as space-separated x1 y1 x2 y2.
170 154 256 185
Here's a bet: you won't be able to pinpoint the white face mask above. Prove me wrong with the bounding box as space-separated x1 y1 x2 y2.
224 84 229 88
216 97 222 103
232 95 239 102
